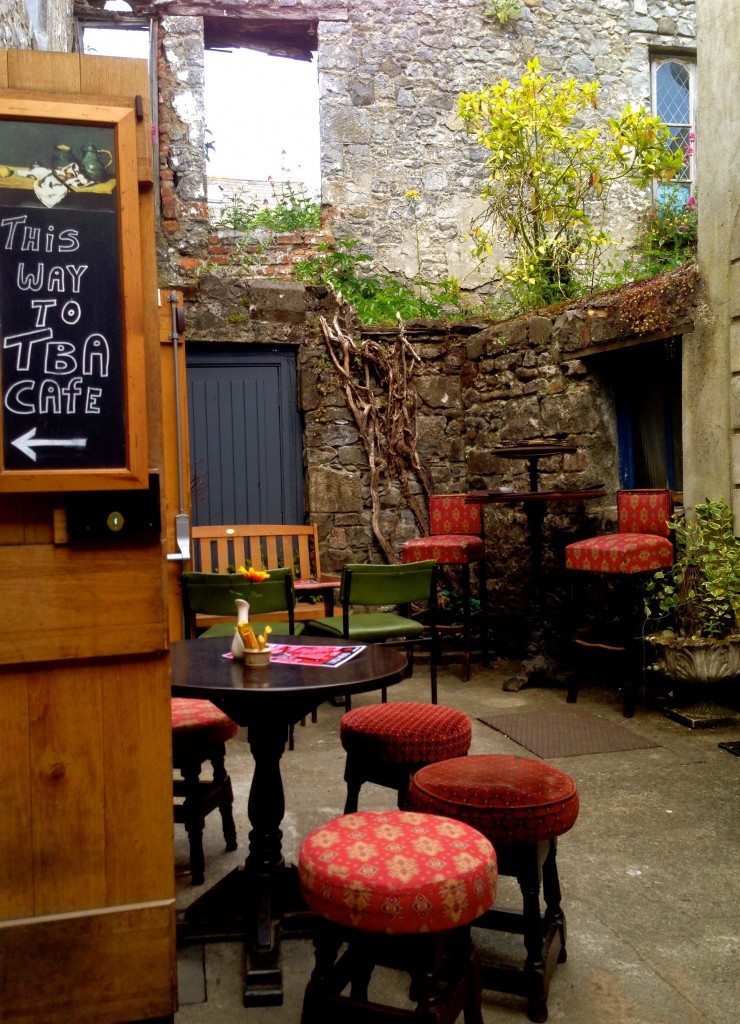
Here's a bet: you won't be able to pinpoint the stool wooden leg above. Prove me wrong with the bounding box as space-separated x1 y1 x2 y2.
541 840 562 925
343 757 415 814
210 749 238 853
178 758 207 886
302 919 483 1024
407 933 441 1007
343 757 363 815
460 931 485 1024
301 921 344 1024
478 556 489 670
515 847 548 1024
346 939 375 1002
461 564 472 683
542 840 567 964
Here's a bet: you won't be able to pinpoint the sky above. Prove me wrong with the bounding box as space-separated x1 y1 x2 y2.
204 48 320 194
82 28 321 194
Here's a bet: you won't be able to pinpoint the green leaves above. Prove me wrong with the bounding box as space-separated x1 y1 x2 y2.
217 180 321 236
459 57 685 309
644 499 740 640
295 238 463 324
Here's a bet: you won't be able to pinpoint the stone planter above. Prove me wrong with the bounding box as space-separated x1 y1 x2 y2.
647 634 740 684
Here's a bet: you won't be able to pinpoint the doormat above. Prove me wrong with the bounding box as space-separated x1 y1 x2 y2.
477 709 659 758
718 741 740 758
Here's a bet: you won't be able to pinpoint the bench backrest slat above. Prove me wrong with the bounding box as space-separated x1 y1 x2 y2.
191 523 322 579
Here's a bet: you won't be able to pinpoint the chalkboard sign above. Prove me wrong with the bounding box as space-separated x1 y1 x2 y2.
0 98 147 491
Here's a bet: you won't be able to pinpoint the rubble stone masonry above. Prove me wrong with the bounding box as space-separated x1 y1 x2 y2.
156 0 695 288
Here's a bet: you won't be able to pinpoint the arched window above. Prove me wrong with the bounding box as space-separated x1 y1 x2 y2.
652 56 696 203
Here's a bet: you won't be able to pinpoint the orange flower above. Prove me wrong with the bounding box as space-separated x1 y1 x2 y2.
237 565 270 582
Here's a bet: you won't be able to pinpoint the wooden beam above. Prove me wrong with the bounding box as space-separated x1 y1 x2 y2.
567 322 693 359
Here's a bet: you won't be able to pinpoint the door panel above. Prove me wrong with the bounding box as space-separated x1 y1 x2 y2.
186 345 303 526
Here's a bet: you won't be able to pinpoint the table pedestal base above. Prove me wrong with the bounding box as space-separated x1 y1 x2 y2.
176 863 316 1006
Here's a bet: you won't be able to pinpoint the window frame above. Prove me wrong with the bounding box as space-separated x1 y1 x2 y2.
650 52 697 200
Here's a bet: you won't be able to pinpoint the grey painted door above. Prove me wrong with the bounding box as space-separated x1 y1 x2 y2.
186 345 303 526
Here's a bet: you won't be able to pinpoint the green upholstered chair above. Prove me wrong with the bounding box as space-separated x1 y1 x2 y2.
182 567 303 639
305 560 439 703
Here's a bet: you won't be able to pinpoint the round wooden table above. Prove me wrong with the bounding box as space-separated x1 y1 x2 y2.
171 634 408 1007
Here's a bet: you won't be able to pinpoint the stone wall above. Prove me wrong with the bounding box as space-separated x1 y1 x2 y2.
155 0 695 290
1 0 74 51
157 16 212 277
320 0 695 290
1 3 34 50
188 264 698 656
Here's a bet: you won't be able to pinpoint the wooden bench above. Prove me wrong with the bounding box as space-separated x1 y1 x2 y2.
189 523 340 627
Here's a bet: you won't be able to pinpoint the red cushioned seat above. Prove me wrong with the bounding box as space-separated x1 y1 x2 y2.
171 698 239 885
339 702 472 813
341 702 472 763
298 810 497 1024
300 809 497 934
565 532 673 573
171 698 240 748
407 754 579 845
402 534 486 564
407 754 579 1024
401 494 488 681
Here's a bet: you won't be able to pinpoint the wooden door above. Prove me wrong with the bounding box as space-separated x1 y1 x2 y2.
0 51 175 1024
186 344 304 526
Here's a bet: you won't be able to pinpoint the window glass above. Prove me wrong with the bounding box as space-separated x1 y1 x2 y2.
656 61 690 124
652 56 695 201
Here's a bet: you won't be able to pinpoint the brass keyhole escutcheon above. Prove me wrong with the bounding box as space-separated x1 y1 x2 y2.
107 511 124 533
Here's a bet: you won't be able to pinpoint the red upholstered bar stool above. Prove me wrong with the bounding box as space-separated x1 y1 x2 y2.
339 702 472 813
564 488 674 716
171 698 239 886
401 494 489 682
298 809 498 1024
407 755 579 1024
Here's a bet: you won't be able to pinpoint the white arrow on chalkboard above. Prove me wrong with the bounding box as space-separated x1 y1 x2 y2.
12 427 88 462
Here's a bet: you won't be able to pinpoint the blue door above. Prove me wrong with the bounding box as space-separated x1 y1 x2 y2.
186 345 303 526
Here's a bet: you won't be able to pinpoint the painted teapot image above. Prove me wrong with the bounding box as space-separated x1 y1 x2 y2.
80 144 113 183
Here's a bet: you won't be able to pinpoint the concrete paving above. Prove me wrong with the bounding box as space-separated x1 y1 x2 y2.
173 658 740 1024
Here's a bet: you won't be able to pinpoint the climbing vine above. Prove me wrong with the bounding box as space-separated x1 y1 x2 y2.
319 299 432 562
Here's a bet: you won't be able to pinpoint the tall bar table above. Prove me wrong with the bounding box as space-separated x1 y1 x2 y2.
466 487 606 689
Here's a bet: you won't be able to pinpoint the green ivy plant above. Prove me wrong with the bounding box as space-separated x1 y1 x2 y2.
458 57 684 308
644 499 740 641
485 0 524 26
295 238 468 324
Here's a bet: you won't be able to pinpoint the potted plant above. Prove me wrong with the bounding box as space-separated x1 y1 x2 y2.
643 498 740 683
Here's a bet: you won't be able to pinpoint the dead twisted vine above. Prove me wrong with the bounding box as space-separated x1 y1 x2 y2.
319 302 432 563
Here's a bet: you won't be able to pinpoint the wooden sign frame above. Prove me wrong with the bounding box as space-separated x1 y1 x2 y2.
0 96 147 492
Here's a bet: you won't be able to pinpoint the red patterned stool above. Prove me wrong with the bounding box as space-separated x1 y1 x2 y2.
340 702 472 814
407 755 579 1023
171 697 239 885
299 810 498 1024
565 488 674 716
401 494 489 682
